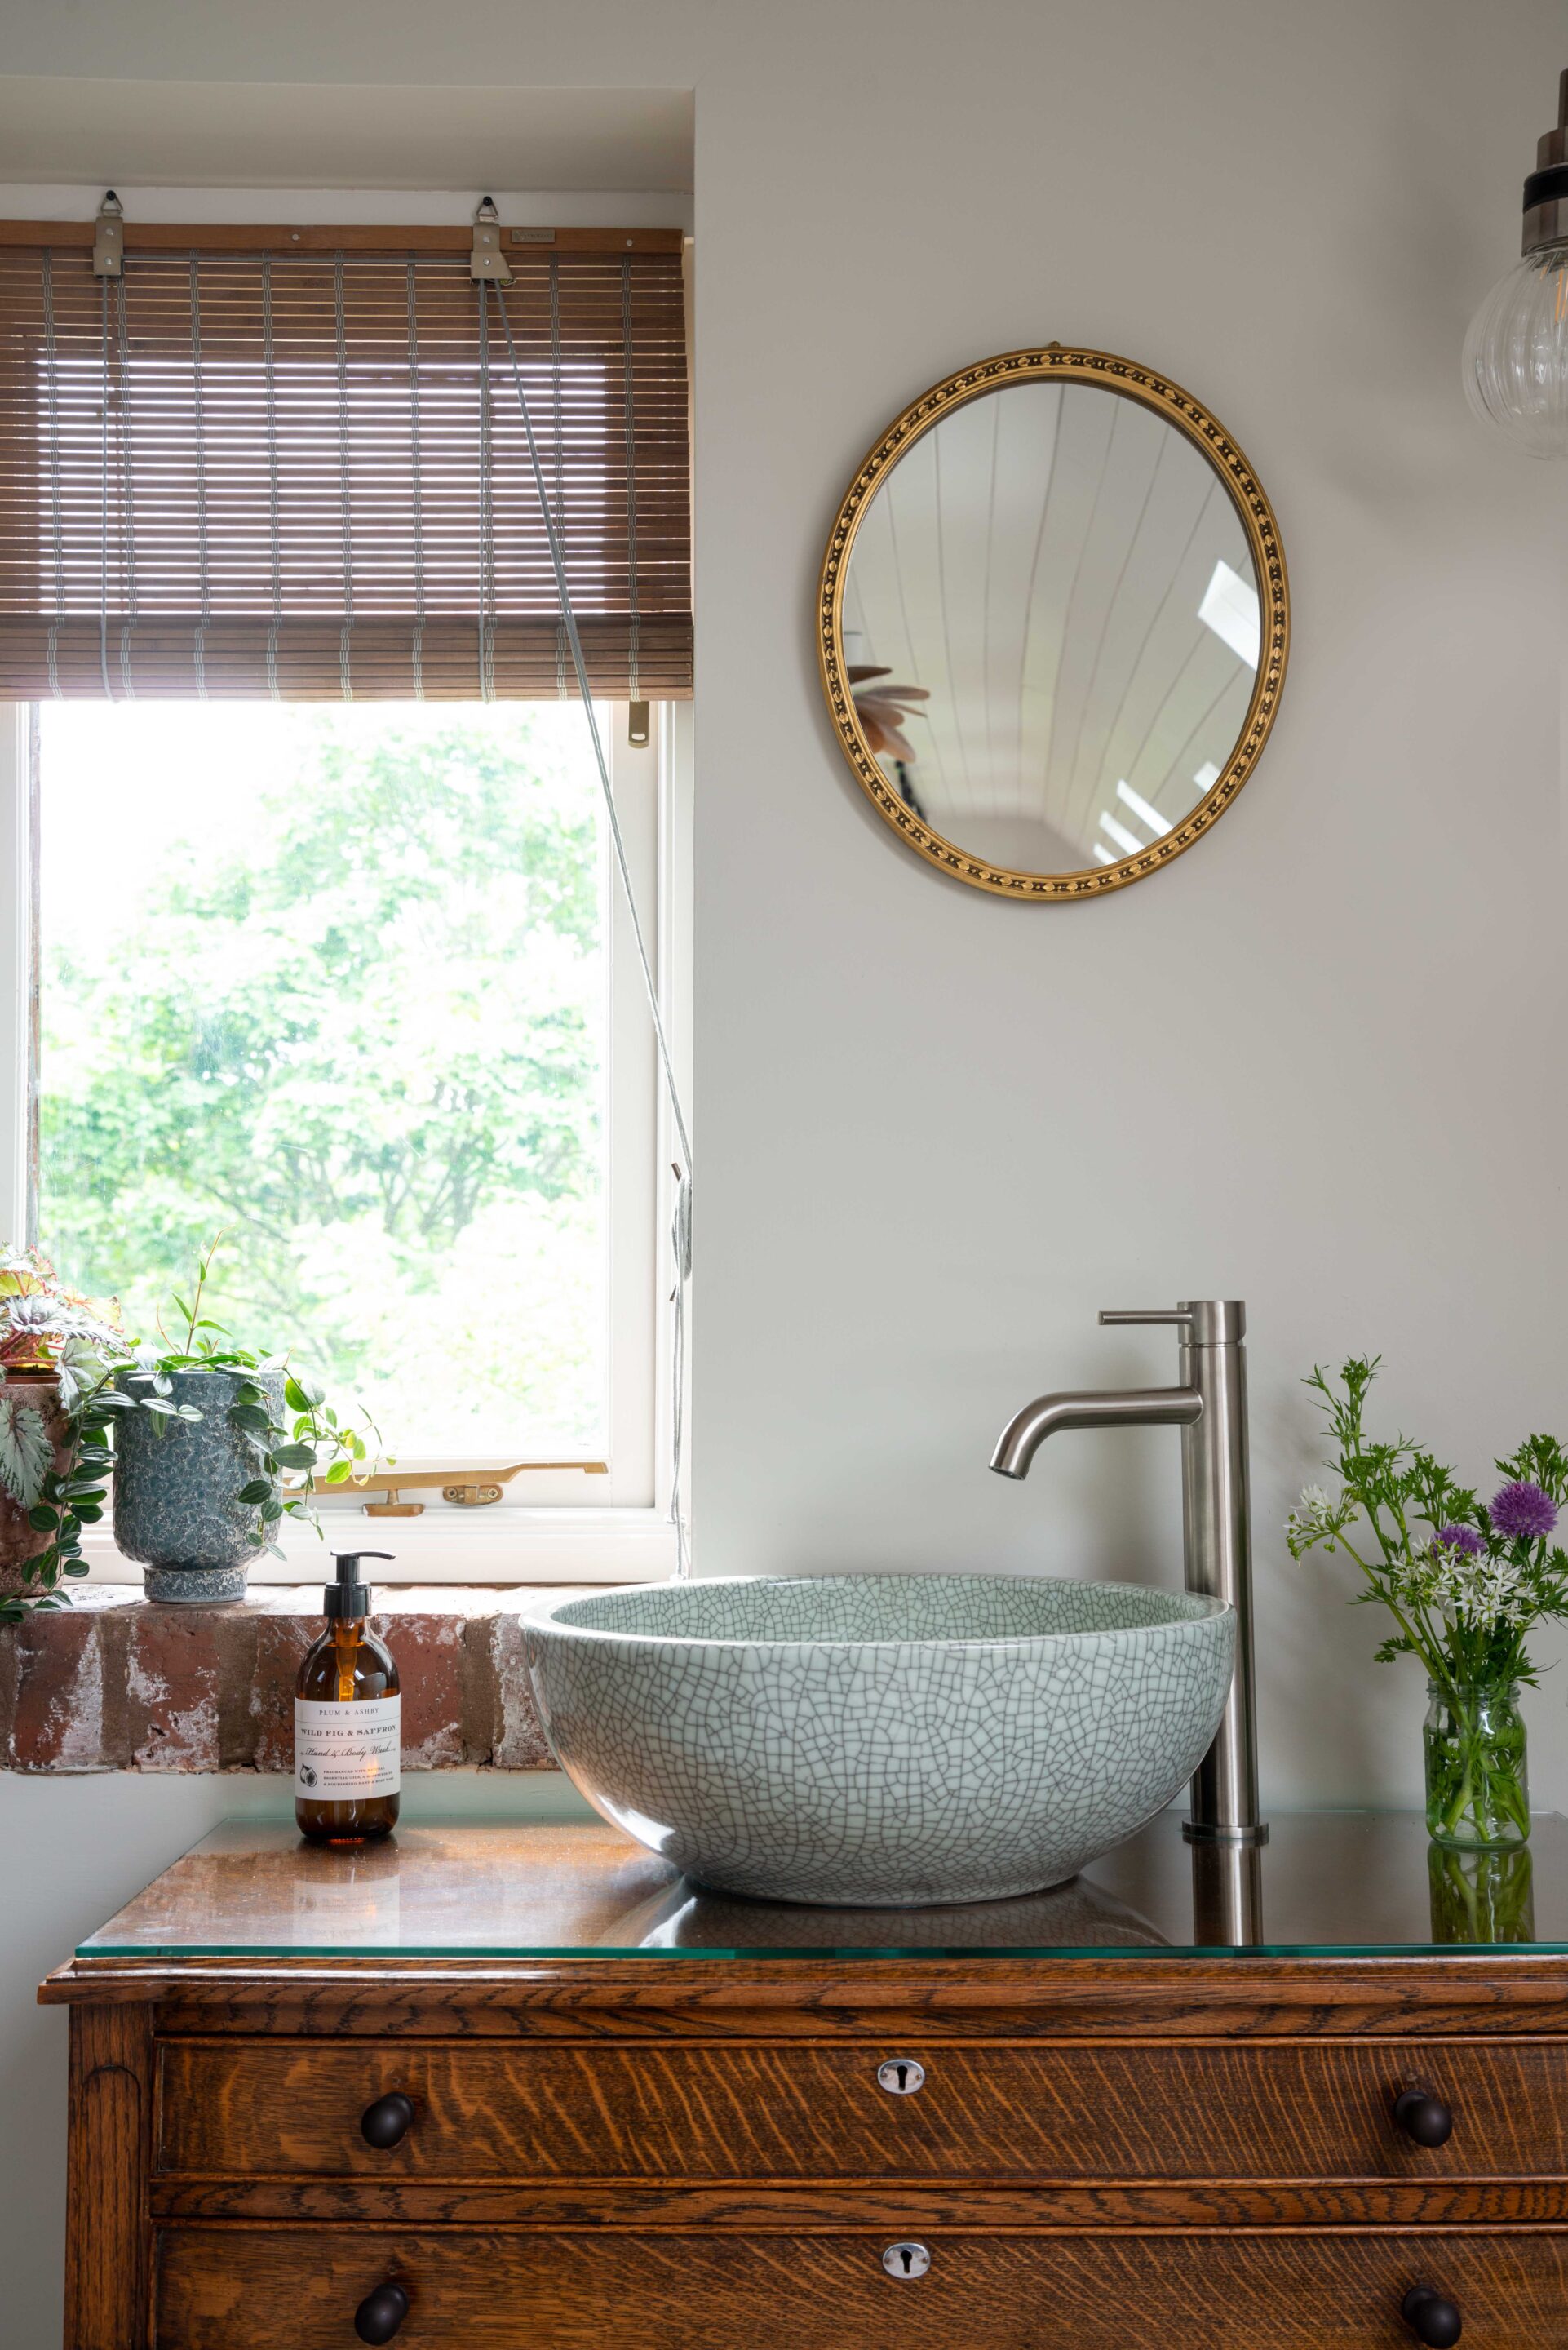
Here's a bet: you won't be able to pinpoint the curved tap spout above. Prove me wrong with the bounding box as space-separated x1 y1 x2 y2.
989 1386 1203 1480
988 1301 1260 1847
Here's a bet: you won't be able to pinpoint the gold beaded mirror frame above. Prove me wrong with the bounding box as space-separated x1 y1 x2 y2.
818 347 1289 899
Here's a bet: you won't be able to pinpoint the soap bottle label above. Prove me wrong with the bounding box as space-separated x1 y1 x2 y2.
294 1697 401 1800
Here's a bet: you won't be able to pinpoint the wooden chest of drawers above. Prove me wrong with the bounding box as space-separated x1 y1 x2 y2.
42 1820 1568 2348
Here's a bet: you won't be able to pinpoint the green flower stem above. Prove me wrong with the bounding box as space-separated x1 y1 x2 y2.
1440 1754 1477 1841
1425 1680 1529 1852
1328 1529 1451 1685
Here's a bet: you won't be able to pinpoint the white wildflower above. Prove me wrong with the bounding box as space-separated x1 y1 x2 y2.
1428 1545 1529 1631
1287 1482 1360 1557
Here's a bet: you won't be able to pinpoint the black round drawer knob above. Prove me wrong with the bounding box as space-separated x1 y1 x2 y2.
1393 2089 1454 2147
1402 2284 1463 2346
360 2091 416 2150
355 2281 410 2344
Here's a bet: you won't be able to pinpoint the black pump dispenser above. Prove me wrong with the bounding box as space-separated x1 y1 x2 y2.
325 1551 391 1619
298 1551 401 1841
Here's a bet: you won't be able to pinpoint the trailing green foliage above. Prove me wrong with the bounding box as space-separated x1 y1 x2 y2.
0 1397 54 1511
0 1245 154 1621
0 1235 382 1622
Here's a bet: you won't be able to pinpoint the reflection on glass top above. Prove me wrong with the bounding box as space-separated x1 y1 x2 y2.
78 1811 1563 1961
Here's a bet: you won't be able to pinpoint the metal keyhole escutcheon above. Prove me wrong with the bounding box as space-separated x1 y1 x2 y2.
882 2242 932 2281
877 2058 926 2095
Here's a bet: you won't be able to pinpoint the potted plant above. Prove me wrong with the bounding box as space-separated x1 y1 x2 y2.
111 1239 379 1603
1287 1356 1568 1853
0 1246 131 1621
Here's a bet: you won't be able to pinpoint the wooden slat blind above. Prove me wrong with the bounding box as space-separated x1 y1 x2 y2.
0 234 691 699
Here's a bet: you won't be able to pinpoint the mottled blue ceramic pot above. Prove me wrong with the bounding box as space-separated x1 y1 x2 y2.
113 1368 285 1603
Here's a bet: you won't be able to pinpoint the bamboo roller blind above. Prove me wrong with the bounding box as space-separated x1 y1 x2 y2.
0 231 691 700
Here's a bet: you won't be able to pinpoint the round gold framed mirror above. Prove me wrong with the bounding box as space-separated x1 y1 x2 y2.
818 348 1288 898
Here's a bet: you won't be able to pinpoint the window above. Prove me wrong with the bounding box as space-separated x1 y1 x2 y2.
0 697 684 1579
0 214 693 1581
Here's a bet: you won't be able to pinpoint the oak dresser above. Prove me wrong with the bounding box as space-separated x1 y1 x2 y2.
41 1812 1568 2348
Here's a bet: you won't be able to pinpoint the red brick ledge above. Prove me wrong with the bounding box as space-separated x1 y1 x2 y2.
0 1587 595 1774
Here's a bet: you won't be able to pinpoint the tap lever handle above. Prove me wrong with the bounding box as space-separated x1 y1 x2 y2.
1098 1310 1194 1326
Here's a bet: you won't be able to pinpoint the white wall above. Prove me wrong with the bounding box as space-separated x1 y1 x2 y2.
689 0 1568 1816
2 0 1566 2339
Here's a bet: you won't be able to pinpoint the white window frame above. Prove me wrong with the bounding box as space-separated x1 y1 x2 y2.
0 698 691 1584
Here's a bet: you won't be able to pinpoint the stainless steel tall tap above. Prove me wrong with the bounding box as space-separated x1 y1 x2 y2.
990 1300 1266 1847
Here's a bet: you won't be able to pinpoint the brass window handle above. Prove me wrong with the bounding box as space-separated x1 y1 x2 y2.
310 1461 609 1514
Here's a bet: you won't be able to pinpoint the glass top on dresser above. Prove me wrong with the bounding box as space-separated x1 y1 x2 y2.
78 1810 1563 1961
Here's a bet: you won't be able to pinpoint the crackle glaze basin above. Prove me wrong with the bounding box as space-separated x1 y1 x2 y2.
524 1575 1234 1907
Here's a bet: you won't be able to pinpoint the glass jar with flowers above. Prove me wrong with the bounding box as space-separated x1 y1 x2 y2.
1286 1357 1568 1853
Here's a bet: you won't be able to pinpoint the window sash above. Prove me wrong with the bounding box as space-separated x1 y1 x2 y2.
0 700 680 1581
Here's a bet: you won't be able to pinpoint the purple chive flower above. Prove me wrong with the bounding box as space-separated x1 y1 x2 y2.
1490 1481 1560 1543
1436 1523 1484 1556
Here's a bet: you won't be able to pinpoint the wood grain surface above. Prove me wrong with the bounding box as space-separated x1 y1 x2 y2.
66 2006 154 2350
155 2034 1568 2186
153 2224 1568 2349
148 2176 1568 2230
46 1953 1568 2046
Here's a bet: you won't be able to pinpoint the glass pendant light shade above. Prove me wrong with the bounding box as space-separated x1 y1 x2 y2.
1463 246 1568 455
1463 65 1568 456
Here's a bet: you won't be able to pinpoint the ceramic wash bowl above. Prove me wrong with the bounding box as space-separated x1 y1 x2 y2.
524 1575 1234 1907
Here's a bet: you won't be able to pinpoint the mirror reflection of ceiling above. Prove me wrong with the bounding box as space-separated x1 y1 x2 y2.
842 382 1261 877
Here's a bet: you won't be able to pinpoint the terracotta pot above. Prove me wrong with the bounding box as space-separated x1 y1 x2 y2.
0 1370 74 1598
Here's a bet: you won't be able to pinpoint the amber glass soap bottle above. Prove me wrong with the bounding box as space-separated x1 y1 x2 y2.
295 1551 401 1844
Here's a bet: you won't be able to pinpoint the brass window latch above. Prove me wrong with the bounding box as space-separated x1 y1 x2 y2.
311 1462 609 1516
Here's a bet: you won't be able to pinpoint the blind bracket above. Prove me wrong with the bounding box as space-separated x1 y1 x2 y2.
469 196 513 284
91 192 123 278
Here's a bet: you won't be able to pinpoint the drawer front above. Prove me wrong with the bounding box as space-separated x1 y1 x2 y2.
154 2225 1568 2348
157 2037 1568 2184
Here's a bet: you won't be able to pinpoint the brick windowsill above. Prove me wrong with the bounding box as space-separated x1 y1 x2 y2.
0 1586 591 1773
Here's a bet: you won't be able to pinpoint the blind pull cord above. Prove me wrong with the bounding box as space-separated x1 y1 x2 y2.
93 193 124 699
98 278 113 698
481 275 695 1579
